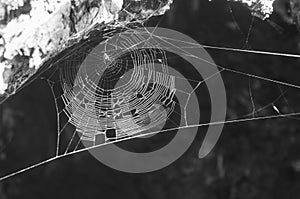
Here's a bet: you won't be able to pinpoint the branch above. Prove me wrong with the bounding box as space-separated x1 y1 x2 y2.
0 0 173 100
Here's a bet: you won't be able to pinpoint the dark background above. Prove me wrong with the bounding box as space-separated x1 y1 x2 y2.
1 0 300 198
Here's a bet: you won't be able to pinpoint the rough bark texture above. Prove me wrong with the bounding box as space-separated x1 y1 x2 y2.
0 0 172 100
232 0 300 25
1 0 299 102
232 0 275 19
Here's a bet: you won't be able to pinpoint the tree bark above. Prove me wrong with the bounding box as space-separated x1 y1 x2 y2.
0 0 173 100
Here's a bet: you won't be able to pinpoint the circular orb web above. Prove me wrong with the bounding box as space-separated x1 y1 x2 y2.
69 27 226 173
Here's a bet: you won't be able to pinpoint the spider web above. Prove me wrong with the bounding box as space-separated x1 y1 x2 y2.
1 2 300 181
49 25 201 157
